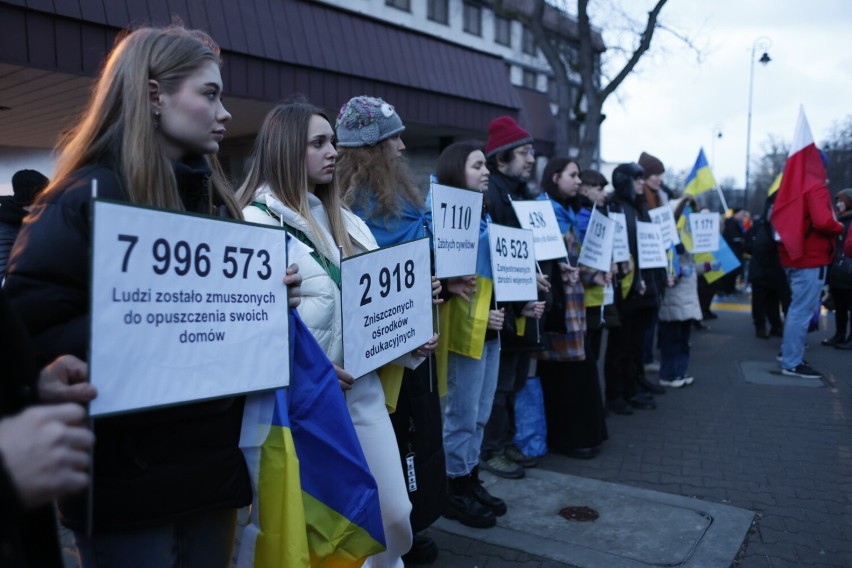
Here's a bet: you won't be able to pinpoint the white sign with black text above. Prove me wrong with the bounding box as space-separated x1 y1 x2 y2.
488 223 538 302
578 208 615 272
89 200 290 417
688 212 720 253
430 182 483 278
340 238 433 379
648 205 681 248
609 212 631 262
510 200 568 261
636 220 669 269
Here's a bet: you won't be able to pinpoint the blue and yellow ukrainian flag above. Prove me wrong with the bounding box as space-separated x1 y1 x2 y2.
238 310 386 568
677 206 741 284
683 148 717 197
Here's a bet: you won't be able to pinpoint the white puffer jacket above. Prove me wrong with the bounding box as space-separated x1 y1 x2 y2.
243 186 377 363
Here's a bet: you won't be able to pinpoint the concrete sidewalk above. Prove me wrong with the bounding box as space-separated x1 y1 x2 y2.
422 297 852 567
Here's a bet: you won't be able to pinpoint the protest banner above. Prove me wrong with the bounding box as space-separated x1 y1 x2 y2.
340 238 433 379
578 207 615 272
636 220 668 269
648 205 681 248
430 182 483 278
510 199 568 261
90 200 290 416
609 211 631 262
488 223 538 302
688 211 720 253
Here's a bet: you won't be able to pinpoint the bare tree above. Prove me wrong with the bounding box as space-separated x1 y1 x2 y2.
492 0 673 166
822 115 852 192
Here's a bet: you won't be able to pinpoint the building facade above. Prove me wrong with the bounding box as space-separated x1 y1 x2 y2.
0 0 600 192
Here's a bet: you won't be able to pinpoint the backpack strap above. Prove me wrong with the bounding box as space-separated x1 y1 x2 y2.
251 201 341 288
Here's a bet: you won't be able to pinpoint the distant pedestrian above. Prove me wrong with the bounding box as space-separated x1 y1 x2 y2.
0 169 48 278
746 194 790 339
826 189 852 349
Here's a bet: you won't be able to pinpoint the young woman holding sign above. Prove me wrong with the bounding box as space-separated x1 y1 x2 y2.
431 141 510 528
4 26 301 566
237 100 438 568
536 158 608 459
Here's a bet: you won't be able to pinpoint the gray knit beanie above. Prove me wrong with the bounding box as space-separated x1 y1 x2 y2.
335 96 405 148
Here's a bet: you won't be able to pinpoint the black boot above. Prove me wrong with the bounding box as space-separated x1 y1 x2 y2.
443 475 496 528
470 466 507 516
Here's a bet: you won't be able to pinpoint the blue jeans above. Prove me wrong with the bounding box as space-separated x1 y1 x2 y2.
443 339 500 476
781 267 825 369
658 320 692 380
74 508 237 568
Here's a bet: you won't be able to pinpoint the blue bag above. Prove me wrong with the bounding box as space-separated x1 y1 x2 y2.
513 377 548 457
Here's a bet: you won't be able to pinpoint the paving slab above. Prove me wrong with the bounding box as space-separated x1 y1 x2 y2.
738 360 824 387
433 468 754 568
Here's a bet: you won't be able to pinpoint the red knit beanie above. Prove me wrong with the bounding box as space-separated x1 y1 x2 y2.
485 116 533 158
638 152 665 176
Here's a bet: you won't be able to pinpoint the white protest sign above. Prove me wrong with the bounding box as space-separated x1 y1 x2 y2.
488 223 538 302
578 208 615 272
648 205 681 248
341 238 433 379
636 221 669 269
603 283 615 306
89 200 290 417
609 212 631 262
430 182 483 278
510 200 568 261
688 212 720 253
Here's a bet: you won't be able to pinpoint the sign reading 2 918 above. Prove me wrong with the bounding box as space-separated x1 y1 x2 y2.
89 199 291 417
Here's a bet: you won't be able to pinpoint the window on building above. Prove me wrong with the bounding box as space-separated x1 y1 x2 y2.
386 0 410 11
463 2 482 36
522 69 537 90
427 0 449 24
522 26 536 55
494 15 511 46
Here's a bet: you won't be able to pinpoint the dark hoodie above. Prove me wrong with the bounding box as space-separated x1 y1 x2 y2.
0 196 30 278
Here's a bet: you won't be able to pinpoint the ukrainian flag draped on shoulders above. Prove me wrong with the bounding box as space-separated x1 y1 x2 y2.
237 310 385 568
350 195 432 409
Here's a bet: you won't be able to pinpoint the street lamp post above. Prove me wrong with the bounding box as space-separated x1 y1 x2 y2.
744 37 772 211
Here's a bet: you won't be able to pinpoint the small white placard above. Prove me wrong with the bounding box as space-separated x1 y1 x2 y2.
636 221 669 269
578 208 615 272
510 200 568 261
688 212 720 253
340 238 433 379
90 200 290 417
430 182 483 278
648 205 681 248
603 283 615 306
609 212 631 262
488 223 538 302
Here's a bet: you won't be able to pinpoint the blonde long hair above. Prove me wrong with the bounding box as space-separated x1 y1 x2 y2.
337 142 423 220
236 102 355 257
44 25 239 217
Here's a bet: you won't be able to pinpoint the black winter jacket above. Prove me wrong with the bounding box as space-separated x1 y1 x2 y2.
607 183 666 311
3 160 251 532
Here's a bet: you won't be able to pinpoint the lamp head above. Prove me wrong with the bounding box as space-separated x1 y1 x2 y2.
758 52 771 65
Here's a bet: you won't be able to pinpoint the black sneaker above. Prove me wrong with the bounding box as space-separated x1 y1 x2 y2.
402 534 439 565
781 363 822 379
606 399 634 415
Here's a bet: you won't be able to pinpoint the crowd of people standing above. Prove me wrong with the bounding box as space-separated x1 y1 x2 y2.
3 21 850 568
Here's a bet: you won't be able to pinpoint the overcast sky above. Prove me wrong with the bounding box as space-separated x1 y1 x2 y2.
596 0 852 187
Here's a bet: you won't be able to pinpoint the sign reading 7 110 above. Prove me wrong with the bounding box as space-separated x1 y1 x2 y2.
430 182 483 278
89 199 291 417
